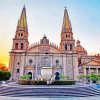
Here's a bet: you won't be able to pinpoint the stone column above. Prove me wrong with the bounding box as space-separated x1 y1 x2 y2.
73 54 78 81
83 67 88 83
96 68 98 74
51 55 53 75
20 54 25 77
84 67 86 75
89 66 91 74
51 55 53 68
35 55 38 80
36 59 38 80
63 55 67 76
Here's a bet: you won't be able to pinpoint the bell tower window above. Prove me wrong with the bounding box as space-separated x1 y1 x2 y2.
66 34 67 38
65 44 67 50
18 33 20 36
70 44 73 50
21 43 24 49
55 60 59 66
68 34 70 38
15 43 18 49
21 33 23 37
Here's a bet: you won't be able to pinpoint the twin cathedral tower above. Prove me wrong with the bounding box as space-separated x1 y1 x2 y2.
12 6 75 53
9 6 79 81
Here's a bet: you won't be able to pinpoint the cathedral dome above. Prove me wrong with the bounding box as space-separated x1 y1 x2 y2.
75 40 87 55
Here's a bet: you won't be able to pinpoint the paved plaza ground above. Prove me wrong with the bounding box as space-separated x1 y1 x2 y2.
0 96 100 100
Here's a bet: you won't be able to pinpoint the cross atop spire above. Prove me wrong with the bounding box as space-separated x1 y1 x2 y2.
61 7 72 33
64 6 68 10
16 5 28 32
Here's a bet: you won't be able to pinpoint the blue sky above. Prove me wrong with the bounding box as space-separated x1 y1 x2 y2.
0 0 100 65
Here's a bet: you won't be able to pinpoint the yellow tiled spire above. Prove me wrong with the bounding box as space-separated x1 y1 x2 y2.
62 7 72 33
17 5 28 32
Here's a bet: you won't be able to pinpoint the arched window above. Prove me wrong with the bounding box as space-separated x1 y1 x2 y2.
68 34 70 38
70 44 73 50
55 60 59 64
65 44 67 50
21 33 23 37
66 34 67 38
17 69 19 73
21 43 24 49
18 33 20 36
55 60 59 66
15 43 18 49
29 59 33 64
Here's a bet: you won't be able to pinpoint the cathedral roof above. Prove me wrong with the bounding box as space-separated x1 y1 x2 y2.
82 60 100 66
28 35 60 53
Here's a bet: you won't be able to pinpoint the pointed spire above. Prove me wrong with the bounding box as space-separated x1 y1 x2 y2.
16 5 28 32
61 7 72 33
16 19 20 30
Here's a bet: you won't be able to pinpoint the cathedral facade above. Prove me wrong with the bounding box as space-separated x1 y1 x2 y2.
9 6 100 82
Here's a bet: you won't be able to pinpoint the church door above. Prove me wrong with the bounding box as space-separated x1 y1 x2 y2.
55 72 60 80
28 72 32 79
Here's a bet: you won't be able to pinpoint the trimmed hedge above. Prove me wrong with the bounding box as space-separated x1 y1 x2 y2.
36 81 47 85
50 81 75 85
18 80 46 85
18 80 75 85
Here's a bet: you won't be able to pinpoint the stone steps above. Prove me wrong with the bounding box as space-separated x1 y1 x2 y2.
0 86 100 97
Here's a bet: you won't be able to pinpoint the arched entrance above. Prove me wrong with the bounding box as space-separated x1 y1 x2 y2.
55 72 60 80
28 72 32 79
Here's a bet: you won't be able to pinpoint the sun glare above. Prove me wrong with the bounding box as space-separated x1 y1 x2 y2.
0 56 9 67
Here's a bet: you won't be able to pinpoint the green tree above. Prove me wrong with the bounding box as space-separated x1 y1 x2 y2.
0 70 3 80
3 71 11 81
0 70 11 81
85 74 100 83
78 74 100 83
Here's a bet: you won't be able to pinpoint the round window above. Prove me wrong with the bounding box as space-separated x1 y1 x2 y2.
29 59 33 64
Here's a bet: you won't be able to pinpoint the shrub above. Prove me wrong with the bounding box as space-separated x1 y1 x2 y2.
36 81 47 85
20 74 31 80
51 81 75 85
18 80 47 85
31 80 36 85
